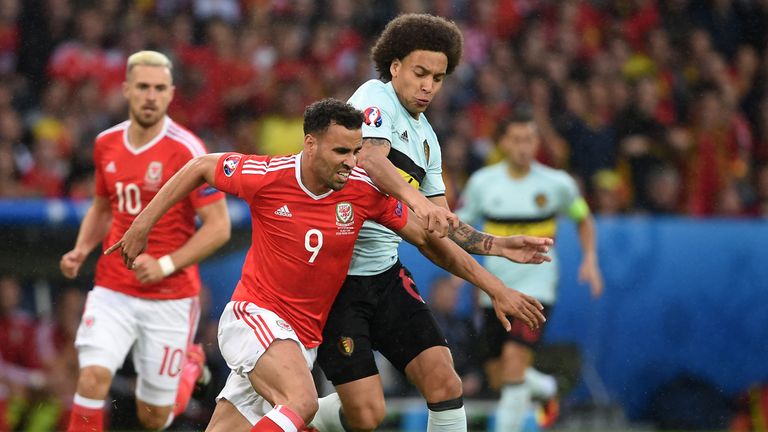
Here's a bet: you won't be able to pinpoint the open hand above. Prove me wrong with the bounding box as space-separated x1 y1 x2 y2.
491 288 546 331
497 235 554 264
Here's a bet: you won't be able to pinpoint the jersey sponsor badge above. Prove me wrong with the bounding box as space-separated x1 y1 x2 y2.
337 336 354 356
363 106 383 127
223 155 241 177
145 161 163 190
535 193 548 208
105 161 116 173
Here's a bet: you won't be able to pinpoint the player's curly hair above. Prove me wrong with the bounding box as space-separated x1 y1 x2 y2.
372 13 463 82
303 98 365 135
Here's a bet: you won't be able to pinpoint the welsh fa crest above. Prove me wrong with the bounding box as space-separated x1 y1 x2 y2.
336 202 354 226
144 161 163 190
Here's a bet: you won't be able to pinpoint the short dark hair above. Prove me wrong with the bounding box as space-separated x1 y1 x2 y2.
371 13 463 82
493 109 535 143
303 98 365 135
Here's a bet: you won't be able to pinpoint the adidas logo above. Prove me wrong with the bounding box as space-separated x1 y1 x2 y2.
105 161 116 173
399 130 409 142
274 205 292 217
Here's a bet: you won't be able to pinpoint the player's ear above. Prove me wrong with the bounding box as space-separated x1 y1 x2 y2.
303 134 315 153
390 59 401 79
122 80 130 99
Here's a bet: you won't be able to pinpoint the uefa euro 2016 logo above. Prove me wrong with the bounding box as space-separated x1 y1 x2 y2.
223 155 241 177
363 106 383 128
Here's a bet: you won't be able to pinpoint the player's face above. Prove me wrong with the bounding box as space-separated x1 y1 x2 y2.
390 50 448 118
499 122 539 170
310 123 362 192
123 65 174 129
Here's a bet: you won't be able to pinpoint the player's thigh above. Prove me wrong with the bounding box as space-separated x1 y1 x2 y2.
132 295 199 407
373 264 448 374
75 287 138 374
206 399 253 432
317 275 379 386
217 301 316 423
247 339 317 411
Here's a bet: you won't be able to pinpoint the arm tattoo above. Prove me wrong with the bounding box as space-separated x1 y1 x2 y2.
448 221 495 254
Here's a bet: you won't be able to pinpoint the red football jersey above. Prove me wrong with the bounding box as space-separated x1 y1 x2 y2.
94 117 225 299
214 152 408 347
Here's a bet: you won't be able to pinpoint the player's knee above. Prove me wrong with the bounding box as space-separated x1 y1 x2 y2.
420 363 463 402
287 395 319 423
77 366 112 398
137 408 171 431
343 398 386 431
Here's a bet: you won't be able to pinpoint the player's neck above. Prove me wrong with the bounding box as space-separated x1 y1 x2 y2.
127 117 165 149
299 154 332 196
507 163 531 179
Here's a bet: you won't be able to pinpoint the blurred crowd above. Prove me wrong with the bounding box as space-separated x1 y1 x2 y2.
2 0 768 216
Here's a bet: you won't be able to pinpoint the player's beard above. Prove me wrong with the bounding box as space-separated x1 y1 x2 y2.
131 106 163 129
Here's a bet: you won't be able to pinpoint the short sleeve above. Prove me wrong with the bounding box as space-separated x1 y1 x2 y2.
371 195 408 232
189 182 225 209
93 141 108 198
420 130 446 197
558 172 581 214
348 81 398 143
214 153 270 202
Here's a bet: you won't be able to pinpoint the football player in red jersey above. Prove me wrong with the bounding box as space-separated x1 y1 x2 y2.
59 51 230 432
108 98 549 432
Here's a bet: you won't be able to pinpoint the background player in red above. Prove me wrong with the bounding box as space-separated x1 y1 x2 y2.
58 50 230 431
107 98 549 432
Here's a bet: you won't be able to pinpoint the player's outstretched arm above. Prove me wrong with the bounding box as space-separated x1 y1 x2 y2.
105 153 223 269
60 195 112 279
577 214 604 298
396 209 546 331
429 195 554 263
357 137 458 237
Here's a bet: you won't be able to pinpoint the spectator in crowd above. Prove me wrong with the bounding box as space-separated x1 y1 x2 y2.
1 0 767 216
0 275 46 430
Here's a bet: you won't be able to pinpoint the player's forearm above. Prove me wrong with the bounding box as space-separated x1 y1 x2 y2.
447 220 497 255
357 146 430 211
418 235 506 299
578 215 598 260
73 199 112 255
164 201 230 270
133 155 218 234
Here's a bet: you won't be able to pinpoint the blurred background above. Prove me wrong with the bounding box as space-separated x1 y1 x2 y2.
1 0 767 430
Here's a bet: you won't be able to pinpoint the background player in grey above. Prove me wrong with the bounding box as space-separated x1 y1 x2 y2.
312 14 552 432
457 112 604 431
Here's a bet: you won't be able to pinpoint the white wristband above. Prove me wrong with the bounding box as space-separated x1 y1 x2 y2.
158 255 176 277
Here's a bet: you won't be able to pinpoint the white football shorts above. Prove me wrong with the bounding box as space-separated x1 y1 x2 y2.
216 301 316 425
75 286 200 406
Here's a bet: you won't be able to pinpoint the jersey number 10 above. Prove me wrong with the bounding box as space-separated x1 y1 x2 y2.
116 181 142 215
